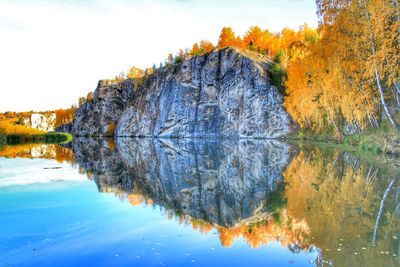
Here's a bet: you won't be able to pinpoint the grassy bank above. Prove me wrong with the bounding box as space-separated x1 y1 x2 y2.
5 132 73 145
288 120 400 156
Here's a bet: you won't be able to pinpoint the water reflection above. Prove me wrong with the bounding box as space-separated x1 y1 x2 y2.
1 139 399 266
73 138 294 227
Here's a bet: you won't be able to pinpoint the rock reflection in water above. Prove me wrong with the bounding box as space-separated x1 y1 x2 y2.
72 137 294 227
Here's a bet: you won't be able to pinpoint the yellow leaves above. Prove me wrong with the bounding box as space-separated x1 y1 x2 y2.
283 149 382 252
217 214 311 249
199 40 215 53
188 40 215 56
284 4 385 132
55 108 75 128
107 122 115 136
290 0 399 131
0 143 74 162
128 194 144 206
0 143 42 158
190 43 201 55
186 25 319 60
218 27 236 48
0 121 45 135
127 66 144 79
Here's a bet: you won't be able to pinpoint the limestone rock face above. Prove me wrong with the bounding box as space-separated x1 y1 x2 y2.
71 79 136 136
70 48 295 138
117 48 294 138
30 113 56 132
55 123 72 133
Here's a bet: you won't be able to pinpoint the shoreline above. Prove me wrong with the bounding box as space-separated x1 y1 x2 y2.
3 132 72 145
2 130 399 158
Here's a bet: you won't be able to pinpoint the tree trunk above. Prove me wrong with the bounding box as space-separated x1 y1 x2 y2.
372 178 395 245
331 116 346 136
374 69 400 131
395 83 400 108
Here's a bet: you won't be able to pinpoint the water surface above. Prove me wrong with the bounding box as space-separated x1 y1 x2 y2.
0 139 399 266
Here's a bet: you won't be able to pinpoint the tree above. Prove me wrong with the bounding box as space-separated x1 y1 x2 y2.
78 97 86 107
127 66 144 79
86 92 94 101
243 26 264 50
167 53 174 64
284 0 398 132
218 27 236 48
190 42 201 55
200 40 215 53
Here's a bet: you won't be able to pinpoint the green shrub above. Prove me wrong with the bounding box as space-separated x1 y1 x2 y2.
270 51 287 94
174 55 183 64
17 117 25 125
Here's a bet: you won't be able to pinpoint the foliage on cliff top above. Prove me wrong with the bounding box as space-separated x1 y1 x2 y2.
156 0 399 135
72 0 399 140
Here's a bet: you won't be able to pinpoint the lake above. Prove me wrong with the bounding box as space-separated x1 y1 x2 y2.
0 138 399 266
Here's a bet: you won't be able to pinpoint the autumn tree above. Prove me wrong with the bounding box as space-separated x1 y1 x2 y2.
284 0 399 132
199 40 215 53
314 0 400 131
190 42 201 56
127 66 144 79
86 91 94 101
218 27 236 48
243 26 264 51
78 96 86 107
55 108 75 127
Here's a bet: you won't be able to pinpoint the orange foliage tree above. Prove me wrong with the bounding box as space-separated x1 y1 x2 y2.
285 0 399 132
55 108 75 128
218 27 236 48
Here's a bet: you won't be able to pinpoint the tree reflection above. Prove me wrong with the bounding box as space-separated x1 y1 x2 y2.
2 139 399 266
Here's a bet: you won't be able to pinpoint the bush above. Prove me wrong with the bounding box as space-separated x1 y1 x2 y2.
17 117 25 125
174 55 183 64
270 51 287 94
107 122 115 137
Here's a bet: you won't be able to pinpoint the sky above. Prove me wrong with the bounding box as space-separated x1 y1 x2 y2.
0 0 318 112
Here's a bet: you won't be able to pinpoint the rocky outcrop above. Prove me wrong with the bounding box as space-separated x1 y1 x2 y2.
55 122 72 133
71 47 295 138
24 113 56 132
71 79 137 136
117 48 293 138
71 137 295 227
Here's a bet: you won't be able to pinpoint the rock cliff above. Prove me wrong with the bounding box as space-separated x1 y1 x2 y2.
71 47 294 138
22 113 56 132
71 79 136 136
117 48 293 138
55 122 72 133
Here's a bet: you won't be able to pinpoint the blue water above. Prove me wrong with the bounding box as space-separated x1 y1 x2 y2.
0 157 318 267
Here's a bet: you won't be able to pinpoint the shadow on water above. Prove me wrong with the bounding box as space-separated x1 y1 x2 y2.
3 138 400 266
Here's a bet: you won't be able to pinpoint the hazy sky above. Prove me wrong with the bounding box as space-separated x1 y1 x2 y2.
0 0 318 112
